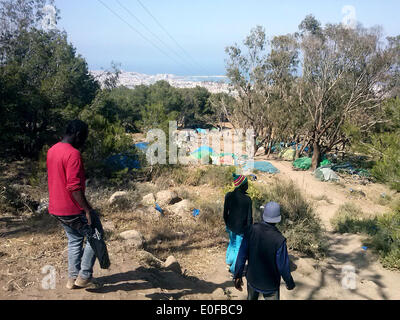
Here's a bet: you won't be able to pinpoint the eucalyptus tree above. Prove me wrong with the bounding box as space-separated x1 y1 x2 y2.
297 17 399 169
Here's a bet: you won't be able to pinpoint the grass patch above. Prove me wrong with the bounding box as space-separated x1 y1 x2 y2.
312 194 333 204
330 203 378 235
152 165 236 189
331 203 400 270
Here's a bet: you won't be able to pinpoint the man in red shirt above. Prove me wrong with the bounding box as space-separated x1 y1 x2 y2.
47 120 100 289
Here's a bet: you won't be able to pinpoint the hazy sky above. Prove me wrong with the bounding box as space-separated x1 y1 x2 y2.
55 0 400 76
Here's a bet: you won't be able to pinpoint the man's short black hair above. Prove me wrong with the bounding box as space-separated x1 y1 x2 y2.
65 120 88 136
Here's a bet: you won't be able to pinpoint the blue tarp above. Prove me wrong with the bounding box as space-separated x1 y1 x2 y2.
243 161 279 174
135 142 149 151
105 153 141 170
196 128 208 134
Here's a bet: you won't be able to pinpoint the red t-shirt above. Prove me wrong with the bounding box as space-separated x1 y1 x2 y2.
47 142 86 216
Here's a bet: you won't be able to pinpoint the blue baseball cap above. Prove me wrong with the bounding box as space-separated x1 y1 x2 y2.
263 202 281 223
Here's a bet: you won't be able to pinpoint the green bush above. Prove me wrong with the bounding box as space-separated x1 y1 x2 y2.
370 133 400 192
79 112 137 178
330 203 378 235
331 203 400 270
154 165 236 188
372 209 400 270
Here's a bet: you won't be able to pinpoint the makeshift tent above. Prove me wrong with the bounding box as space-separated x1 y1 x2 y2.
195 128 208 134
243 161 279 174
293 157 312 170
319 159 331 167
190 146 218 159
280 148 296 161
314 168 340 182
219 154 236 166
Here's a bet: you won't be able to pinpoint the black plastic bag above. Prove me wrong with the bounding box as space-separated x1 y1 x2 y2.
88 227 111 269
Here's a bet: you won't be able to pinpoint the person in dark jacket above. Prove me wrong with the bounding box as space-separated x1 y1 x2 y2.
223 173 253 274
233 201 295 300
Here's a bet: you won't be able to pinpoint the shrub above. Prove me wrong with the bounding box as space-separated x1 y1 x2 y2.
195 197 225 235
330 203 378 235
79 112 139 179
371 209 400 270
331 203 400 270
153 165 236 188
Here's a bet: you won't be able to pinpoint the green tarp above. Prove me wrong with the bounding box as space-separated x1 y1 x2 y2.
293 157 312 170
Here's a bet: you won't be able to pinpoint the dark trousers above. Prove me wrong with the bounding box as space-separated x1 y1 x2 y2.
247 283 280 300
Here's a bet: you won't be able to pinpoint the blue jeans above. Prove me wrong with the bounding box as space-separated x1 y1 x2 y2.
225 228 244 274
62 216 97 280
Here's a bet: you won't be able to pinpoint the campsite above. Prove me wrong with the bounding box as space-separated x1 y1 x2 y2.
1 0 400 302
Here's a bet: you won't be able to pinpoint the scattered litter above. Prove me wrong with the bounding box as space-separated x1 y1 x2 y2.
331 163 371 177
380 193 387 199
155 203 164 215
362 246 368 251
249 174 257 181
192 209 200 217
349 189 366 198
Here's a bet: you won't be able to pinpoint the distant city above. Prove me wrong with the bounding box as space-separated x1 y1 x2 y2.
90 70 232 94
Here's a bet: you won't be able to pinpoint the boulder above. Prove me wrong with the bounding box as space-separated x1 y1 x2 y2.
156 190 180 207
102 221 116 232
108 191 129 205
137 250 163 268
168 200 194 218
119 230 145 249
141 193 156 207
164 255 182 274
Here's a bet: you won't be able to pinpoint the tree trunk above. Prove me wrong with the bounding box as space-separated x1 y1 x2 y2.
311 141 321 171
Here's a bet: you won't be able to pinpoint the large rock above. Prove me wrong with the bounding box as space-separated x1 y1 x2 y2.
141 193 156 207
108 191 129 205
156 190 180 207
137 250 163 268
164 255 182 274
168 199 194 218
119 230 145 249
102 221 116 232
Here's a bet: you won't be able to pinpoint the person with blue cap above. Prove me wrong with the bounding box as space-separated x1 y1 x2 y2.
223 173 253 274
233 201 296 300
